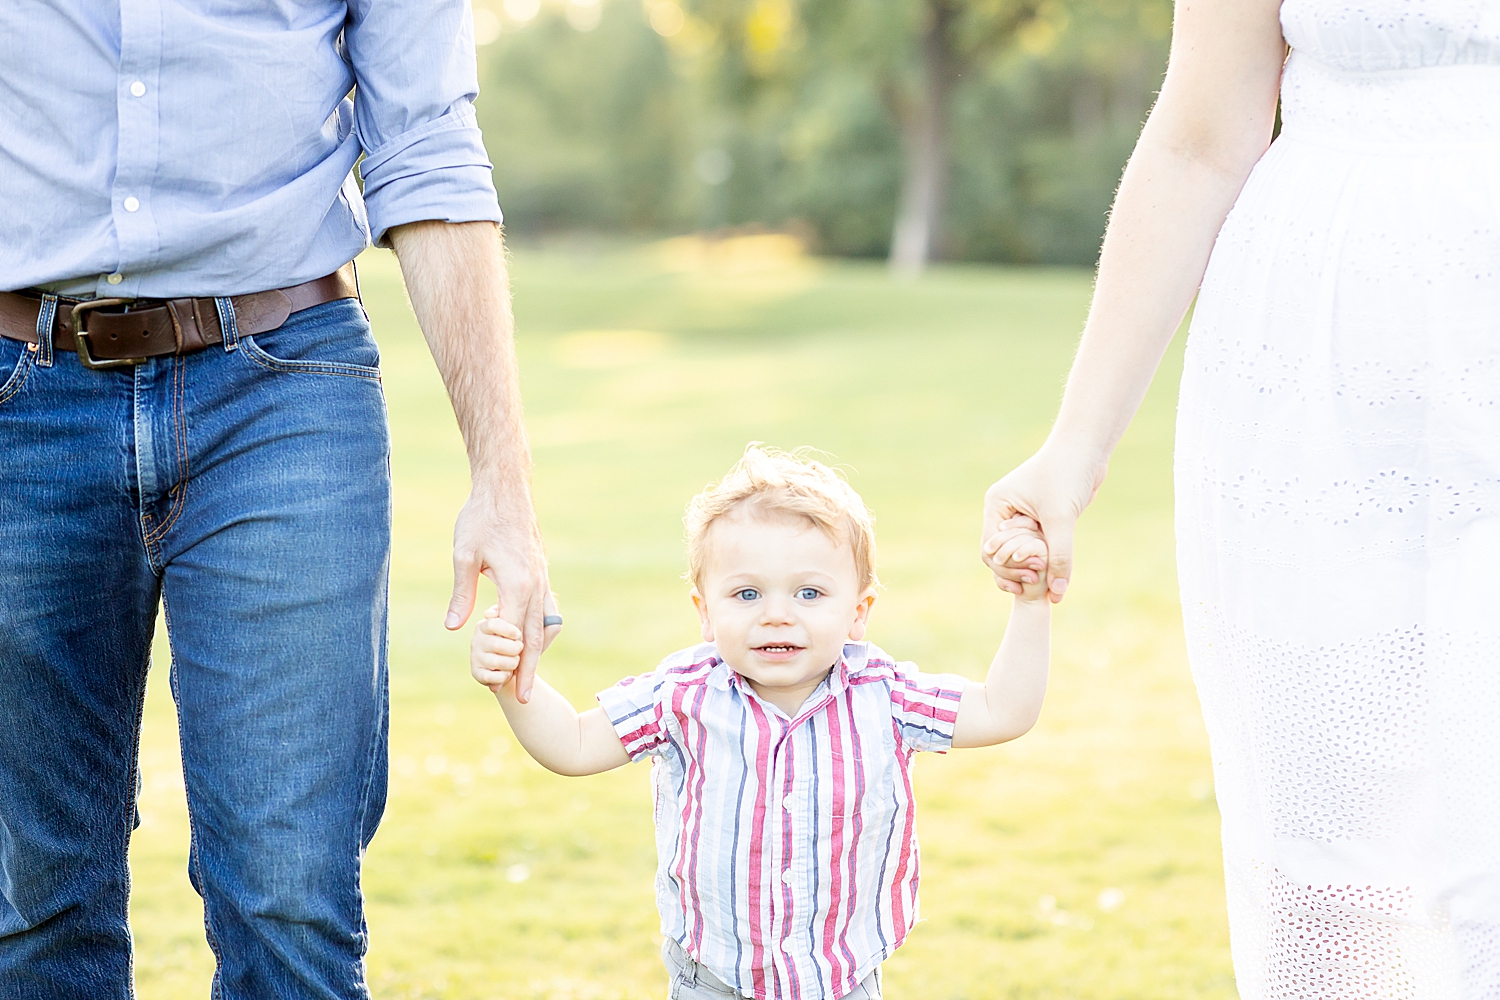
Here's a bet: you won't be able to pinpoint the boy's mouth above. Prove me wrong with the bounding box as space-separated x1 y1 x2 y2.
753 643 804 659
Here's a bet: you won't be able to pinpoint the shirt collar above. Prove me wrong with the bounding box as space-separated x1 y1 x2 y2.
714 644 862 720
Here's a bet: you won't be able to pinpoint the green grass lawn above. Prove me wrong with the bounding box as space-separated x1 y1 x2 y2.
127 236 1233 999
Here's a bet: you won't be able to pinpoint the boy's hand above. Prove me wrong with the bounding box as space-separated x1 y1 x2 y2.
472 606 525 692
990 515 1049 603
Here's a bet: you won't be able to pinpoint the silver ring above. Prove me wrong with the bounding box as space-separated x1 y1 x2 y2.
542 615 563 628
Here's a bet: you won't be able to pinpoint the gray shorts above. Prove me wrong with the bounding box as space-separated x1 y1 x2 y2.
662 938 882 1000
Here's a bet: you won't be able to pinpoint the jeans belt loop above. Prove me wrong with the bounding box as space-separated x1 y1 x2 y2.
215 296 239 352
34 294 57 367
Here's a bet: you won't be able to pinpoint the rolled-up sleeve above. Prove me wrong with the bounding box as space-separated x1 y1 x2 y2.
343 0 504 246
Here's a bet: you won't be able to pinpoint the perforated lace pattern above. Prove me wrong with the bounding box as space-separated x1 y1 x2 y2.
1176 3 1500 995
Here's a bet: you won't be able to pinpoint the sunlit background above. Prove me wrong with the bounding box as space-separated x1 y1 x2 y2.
125 2 1234 998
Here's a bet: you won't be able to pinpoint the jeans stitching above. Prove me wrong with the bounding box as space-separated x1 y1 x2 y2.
121 641 153 1000
164 594 229 997
237 334 382 382
143 357 189 545
215 296 238 352
34 296 56 367
0 349 34 406
350 637 388 961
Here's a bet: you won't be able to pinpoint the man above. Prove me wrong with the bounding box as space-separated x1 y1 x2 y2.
0 3 555 997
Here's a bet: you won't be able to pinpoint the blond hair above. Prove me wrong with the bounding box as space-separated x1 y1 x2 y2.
685 445 877 591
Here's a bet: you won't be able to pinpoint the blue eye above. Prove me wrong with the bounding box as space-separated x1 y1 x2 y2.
735 588 760 601
796 587 820 600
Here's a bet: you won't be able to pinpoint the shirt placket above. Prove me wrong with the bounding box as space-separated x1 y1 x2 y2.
766 715 795 994
107 0 164 297
770 693 836 997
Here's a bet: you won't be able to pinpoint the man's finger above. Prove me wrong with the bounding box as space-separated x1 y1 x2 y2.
541 591 562 653
515 589 546 703
446 554 479 630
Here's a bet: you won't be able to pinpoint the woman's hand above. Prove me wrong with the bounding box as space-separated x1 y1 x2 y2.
981 446 1109 603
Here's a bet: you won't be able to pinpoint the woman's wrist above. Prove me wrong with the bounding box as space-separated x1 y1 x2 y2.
1038 427 1115 473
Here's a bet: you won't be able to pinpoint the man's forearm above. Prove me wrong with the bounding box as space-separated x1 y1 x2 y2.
389 220 552 690
389 220 530 494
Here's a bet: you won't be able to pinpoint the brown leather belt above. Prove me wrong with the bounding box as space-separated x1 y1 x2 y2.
0 263 358 370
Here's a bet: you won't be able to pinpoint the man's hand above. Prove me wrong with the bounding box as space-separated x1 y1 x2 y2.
389 220 557 701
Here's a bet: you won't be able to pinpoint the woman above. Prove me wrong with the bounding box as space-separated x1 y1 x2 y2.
983 1 1500 995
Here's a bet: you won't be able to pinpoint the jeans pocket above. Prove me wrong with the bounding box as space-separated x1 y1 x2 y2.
236 299 381 381
0 337 36 408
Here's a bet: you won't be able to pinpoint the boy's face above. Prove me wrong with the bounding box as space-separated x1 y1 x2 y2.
691 508 875 715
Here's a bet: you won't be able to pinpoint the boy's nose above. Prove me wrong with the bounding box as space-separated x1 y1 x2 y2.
760 598 796 624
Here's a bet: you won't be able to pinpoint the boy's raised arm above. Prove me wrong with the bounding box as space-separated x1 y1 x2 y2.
951 523 1052 748
473 611 630 776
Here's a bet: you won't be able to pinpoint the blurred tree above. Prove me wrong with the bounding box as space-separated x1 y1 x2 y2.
471 0 1171 267
690 0 1050 273
873 0 1045 275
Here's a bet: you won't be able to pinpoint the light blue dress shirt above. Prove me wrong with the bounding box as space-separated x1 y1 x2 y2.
0 1 504 299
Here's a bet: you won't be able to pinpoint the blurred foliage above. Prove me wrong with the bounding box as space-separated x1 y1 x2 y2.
474 0 1171 265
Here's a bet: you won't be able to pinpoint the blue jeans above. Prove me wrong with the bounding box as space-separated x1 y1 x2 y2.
0 298 391 999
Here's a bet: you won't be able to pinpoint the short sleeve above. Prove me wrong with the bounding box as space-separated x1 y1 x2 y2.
597 671 673 763
886 660 968 753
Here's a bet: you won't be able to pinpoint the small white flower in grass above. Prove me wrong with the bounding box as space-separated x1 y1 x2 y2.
424 754 447 775
1038 894 1057 912
1097 888 1126 912
506 863 531 883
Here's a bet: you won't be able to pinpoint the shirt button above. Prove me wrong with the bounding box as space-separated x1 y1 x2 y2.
129 81 146 97
782 795 793 810
781 870 793 884
123 197 140 212
106 272 124 285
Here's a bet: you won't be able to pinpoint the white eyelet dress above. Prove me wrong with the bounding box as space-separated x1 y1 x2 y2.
1175 2 1500 996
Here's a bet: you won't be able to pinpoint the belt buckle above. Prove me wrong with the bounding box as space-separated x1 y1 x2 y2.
72 298 147 369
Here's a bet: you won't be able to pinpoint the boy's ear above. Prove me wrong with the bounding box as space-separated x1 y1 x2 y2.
690 588 715 643
847 590 877 641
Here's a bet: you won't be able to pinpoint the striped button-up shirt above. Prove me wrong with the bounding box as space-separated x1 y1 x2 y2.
597 642 967 1000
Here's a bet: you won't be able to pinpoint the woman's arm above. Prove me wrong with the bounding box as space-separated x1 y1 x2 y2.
982 0 1287 600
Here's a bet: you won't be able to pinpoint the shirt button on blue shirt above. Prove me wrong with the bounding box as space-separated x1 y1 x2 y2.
2 1 503 298
124 197 140 212
106 273 124 285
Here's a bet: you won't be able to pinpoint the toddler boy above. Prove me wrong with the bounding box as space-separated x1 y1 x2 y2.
471 446 1051 1000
